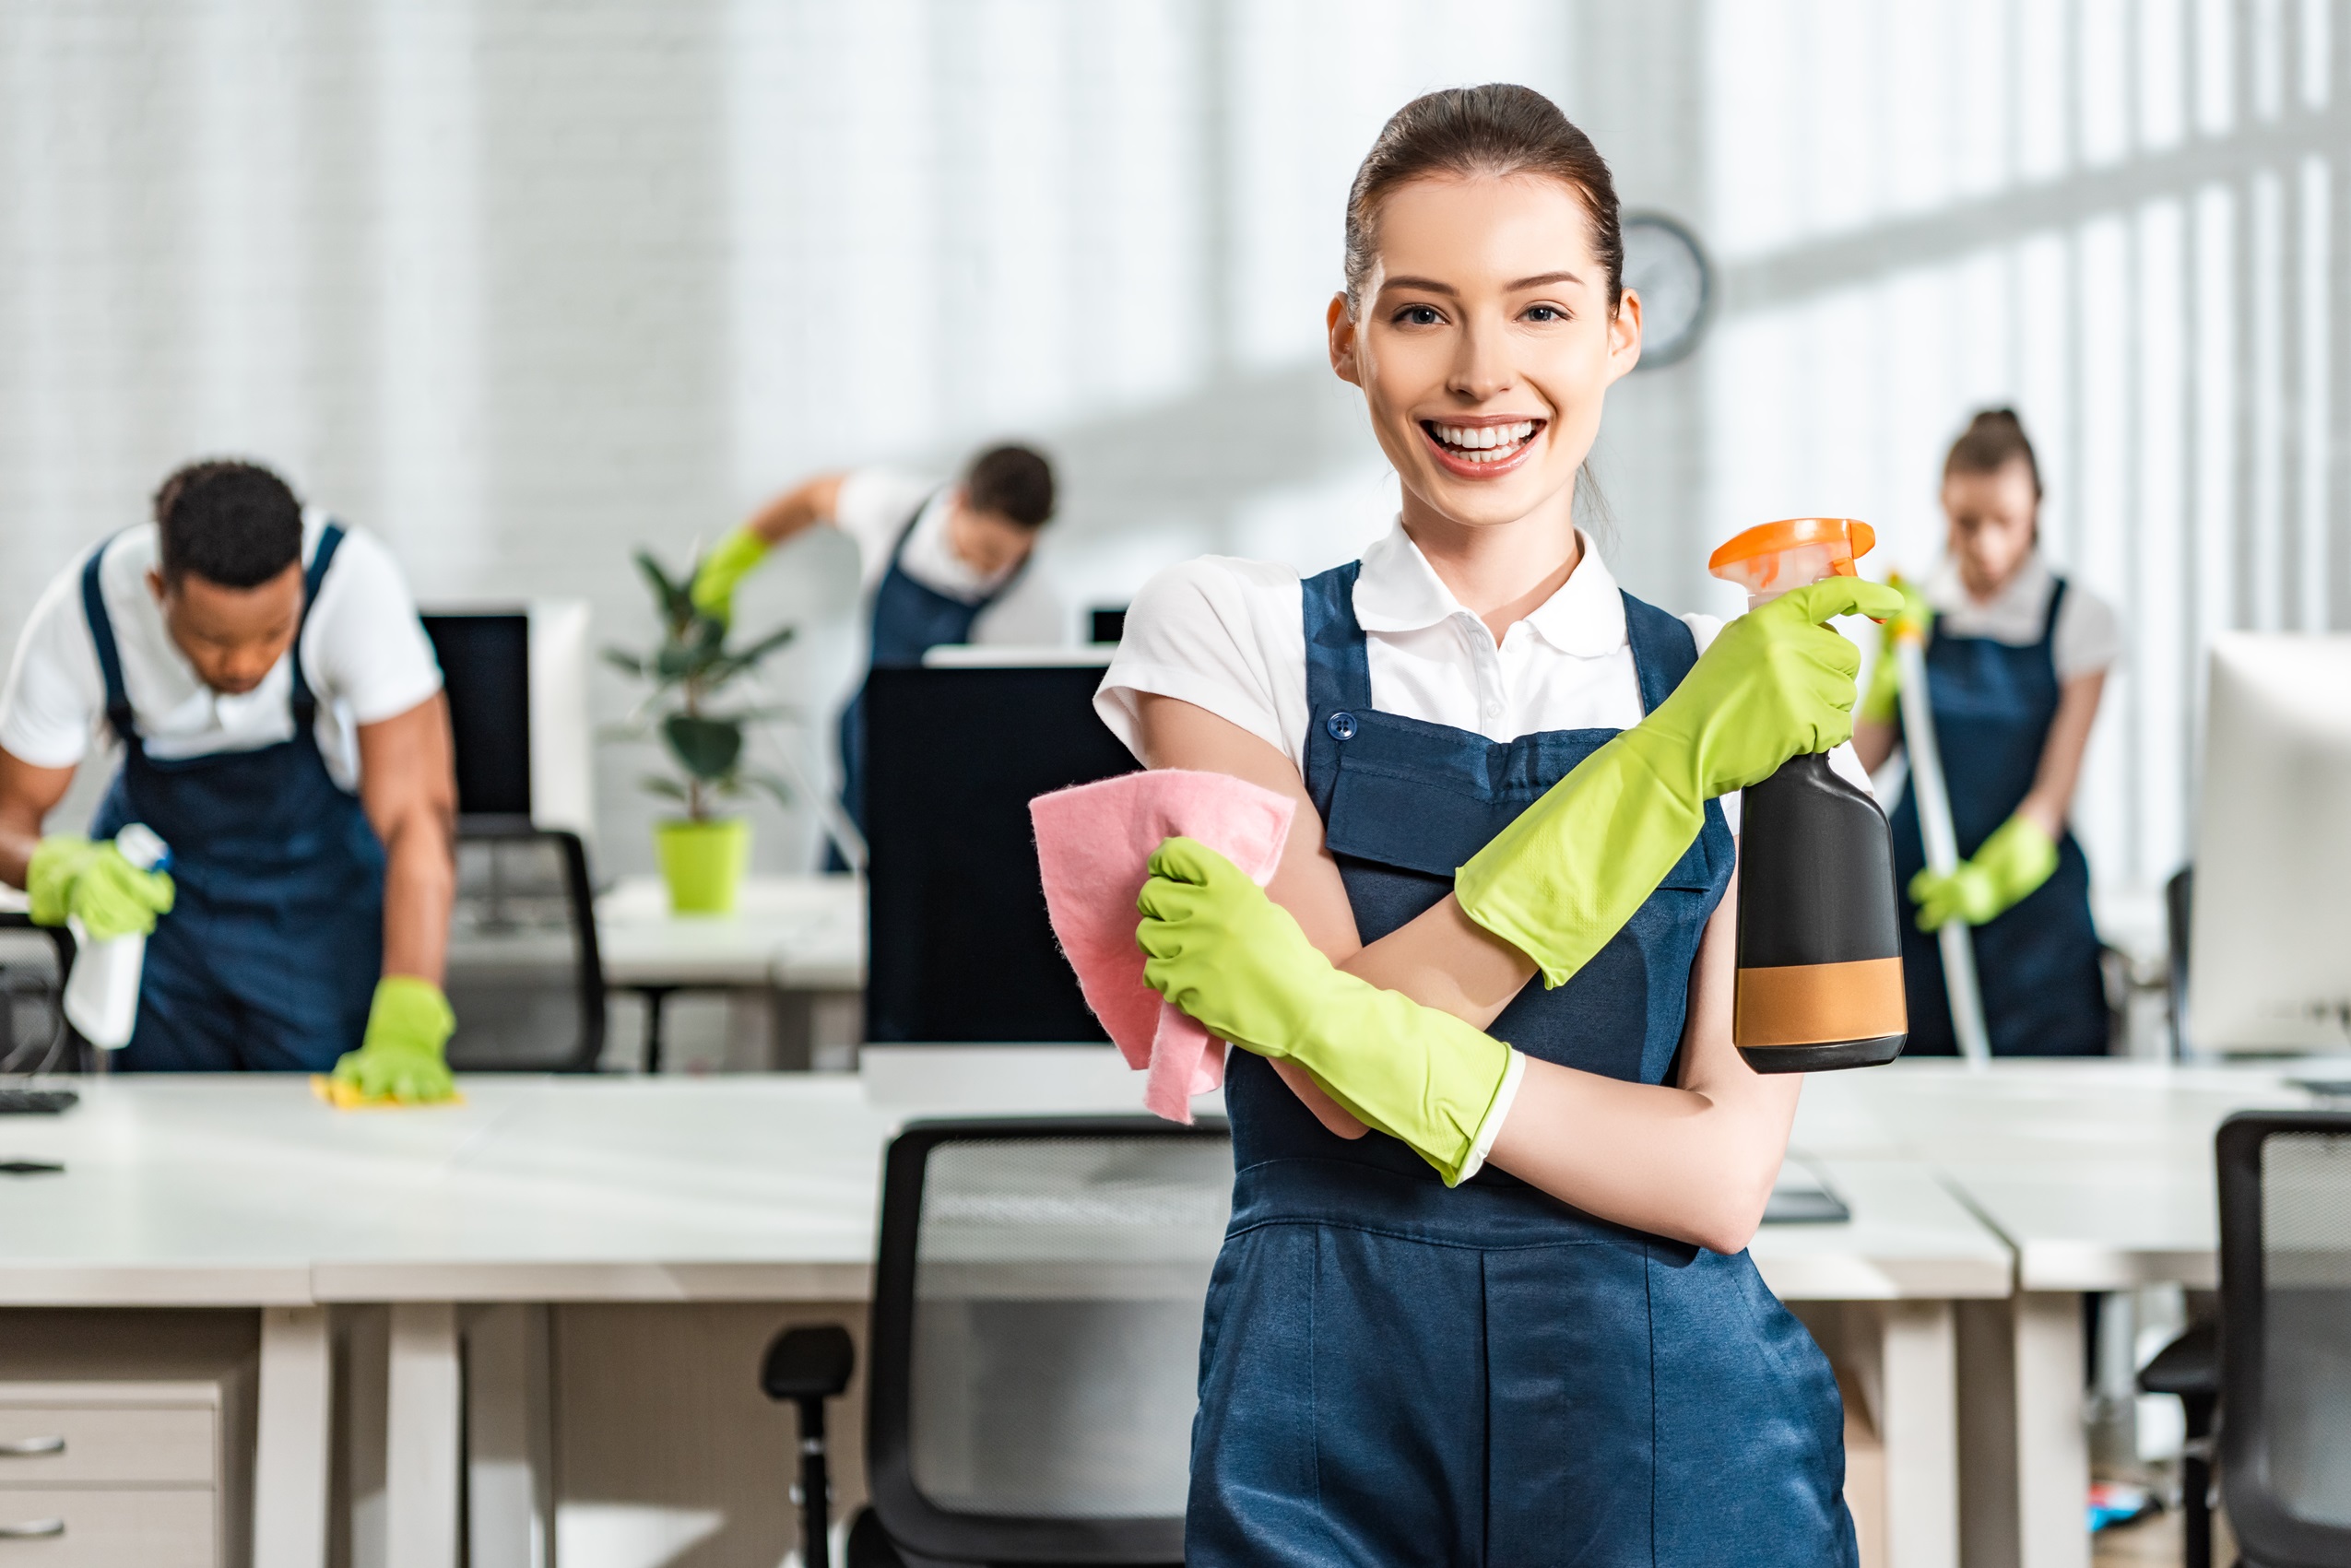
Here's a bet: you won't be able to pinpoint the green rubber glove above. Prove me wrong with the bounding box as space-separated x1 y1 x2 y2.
330 977 458 1103
689 525 773 626
1457 576 1904 988
1137 836 1514 1185
1908 813 2057 929
1859 575 1933 725
26 835 175 941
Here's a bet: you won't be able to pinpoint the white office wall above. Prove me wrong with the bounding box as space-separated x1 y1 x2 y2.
4 0 1692 876
1695 0 2351 890
27 1 2281 892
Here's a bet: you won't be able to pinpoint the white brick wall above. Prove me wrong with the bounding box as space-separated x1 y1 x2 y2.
0 0 1715 874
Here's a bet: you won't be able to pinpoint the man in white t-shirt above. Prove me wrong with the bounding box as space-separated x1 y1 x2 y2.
687 443 1060 860
0 461 459 1096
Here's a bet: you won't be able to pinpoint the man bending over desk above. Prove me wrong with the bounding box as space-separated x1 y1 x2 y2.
0 460 460 1101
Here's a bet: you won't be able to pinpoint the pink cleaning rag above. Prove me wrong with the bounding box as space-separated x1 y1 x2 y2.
1031 770 1296 1123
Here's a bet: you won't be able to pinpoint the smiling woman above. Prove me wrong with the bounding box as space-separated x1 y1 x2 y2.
1094 83 1892 1564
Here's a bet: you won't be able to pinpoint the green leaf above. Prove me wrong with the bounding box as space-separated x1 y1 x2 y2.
601 647 646 678
661 713 743 781
746 771 794 808
639 774 689 801
633 548 694 623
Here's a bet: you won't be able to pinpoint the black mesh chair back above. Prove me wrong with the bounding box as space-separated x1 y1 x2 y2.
864 1117 1230 1566
2218 1111 2351 1566
443 822 605 1071
0 914 79 1074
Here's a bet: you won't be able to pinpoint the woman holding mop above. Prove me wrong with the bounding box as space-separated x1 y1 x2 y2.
1094 86 1897 1563
1854 410 2120 1057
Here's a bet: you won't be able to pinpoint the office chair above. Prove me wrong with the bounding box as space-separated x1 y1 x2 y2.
2209 1110 2351 1568
0 914 83 1074
443 819 607 1071
765 1325 857 1568
2138 1319 2218 1568
849 1116 1231 1567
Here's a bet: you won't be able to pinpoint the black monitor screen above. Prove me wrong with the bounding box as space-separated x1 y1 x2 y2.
864 665 1139 1043
420 613 532 819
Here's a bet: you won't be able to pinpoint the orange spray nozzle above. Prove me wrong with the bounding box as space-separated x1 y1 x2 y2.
1707 517 1877 605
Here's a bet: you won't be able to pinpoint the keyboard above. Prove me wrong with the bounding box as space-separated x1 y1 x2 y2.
0 1088 77 1115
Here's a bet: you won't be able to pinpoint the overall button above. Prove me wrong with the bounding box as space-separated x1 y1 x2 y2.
1325 712 1358 741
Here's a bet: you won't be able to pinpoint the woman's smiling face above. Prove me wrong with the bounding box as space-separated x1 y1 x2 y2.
1329 171 1641 533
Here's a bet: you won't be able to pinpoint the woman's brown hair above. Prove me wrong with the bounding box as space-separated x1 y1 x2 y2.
1341 85 1623 319
1943 408 2043 498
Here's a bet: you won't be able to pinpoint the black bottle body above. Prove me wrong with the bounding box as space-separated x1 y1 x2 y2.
1731 751 1908 1072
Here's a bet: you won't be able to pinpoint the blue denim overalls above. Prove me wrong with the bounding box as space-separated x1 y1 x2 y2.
834 497 1025 855
85 525 388 1071
1888 577 2108 1055
1186 563 1856 1566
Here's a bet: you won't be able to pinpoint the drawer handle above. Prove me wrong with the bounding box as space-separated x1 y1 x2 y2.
0 1520 63 1539
0 1438 61 1457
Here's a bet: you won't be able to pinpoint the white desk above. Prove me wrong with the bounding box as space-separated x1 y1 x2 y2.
1803 1060 2326 1568
0 1053 2013 1568
593 874 863 1069
594 874 863 991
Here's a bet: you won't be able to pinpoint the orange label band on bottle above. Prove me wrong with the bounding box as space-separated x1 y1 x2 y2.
1733 957 1908 1048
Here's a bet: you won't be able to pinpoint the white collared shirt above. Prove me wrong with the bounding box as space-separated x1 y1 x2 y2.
1920 550 2121 683
0 513 443 793
1099 525 1702 764
1097 525 1875 830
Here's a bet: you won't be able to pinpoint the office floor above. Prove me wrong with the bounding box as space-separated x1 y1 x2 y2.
2093 1503 2233 1565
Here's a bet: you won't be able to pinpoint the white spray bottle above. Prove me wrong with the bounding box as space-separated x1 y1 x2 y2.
64 822 171 1050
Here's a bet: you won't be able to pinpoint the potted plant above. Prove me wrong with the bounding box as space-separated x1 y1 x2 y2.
604 549 797 914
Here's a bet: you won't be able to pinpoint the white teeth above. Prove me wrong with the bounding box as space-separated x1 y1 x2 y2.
1433 419 1539 460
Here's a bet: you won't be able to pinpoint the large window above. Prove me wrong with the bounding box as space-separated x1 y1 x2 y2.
1705 0 2345 887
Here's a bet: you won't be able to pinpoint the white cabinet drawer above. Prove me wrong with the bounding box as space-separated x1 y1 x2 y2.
0 1490 213 1568
0 1409 213 1486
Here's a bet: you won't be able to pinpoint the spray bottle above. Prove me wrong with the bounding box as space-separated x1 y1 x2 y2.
1706 519 1907 1072
63 822 171 1051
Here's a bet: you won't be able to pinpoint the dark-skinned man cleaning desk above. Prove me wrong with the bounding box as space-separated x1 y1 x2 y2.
0 460 459 1102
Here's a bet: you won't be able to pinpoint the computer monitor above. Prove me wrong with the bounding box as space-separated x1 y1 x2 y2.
2188 633 2351 1053
863 655 1135 1043
419 604 594 836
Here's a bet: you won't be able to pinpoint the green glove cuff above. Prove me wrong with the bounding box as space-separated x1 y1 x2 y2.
1908 813 2059 928
1136 838 1513 1184
1279 969 1517 1185
1455 729 1707 989
690 525 772 621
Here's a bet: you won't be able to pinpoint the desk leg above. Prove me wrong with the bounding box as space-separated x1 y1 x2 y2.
466 1303 553 1568
1958 1291 2088 1568
254 1305 332 1568
386 1303 463 1568
1876 1300 1958 1568
2013 1292 2089 1568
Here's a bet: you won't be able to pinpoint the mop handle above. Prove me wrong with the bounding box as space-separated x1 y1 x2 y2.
1893 636 1993 1067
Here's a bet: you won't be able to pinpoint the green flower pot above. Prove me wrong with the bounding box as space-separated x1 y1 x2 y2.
656 817 751 914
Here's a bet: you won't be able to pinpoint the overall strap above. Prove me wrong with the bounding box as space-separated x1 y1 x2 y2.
289 522 348 723
883 495 930 571
1621 591 1700 714
1299 561 1370 816
79 538 137 747
2037 575 2070 647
